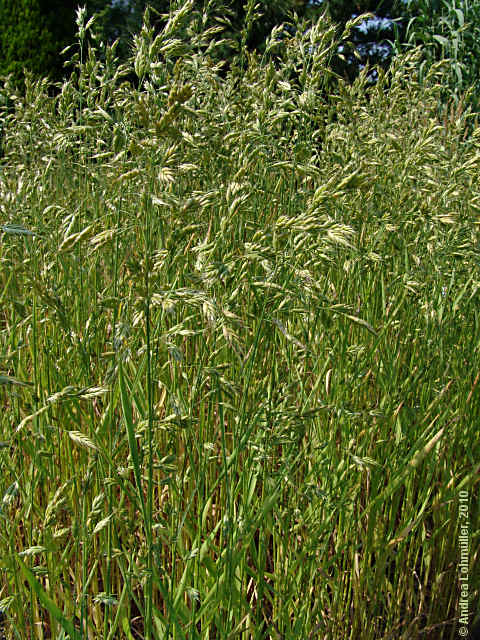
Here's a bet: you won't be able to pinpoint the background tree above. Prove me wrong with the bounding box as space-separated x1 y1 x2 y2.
0 0 77 85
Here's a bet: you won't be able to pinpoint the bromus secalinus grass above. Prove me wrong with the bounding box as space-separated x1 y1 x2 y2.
0 2 478 638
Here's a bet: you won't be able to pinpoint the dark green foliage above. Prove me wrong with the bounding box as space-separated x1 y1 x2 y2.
326 0 396 24
323 0 480 114
0 0 77 86
86 0 315 64
221 0 311 52
322 1 406 81
399 0 480 111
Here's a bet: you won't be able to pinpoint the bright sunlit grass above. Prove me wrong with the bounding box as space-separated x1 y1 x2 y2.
0 3 478 638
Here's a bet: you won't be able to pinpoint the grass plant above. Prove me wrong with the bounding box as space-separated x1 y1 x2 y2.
0 3 479 638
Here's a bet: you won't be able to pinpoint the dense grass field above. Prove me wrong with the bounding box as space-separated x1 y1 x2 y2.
0 4 479 638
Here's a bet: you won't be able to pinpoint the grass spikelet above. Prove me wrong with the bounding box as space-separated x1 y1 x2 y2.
68 430 98 451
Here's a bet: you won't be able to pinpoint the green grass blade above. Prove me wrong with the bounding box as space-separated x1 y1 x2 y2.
118 361 146 521
17 557 82 640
